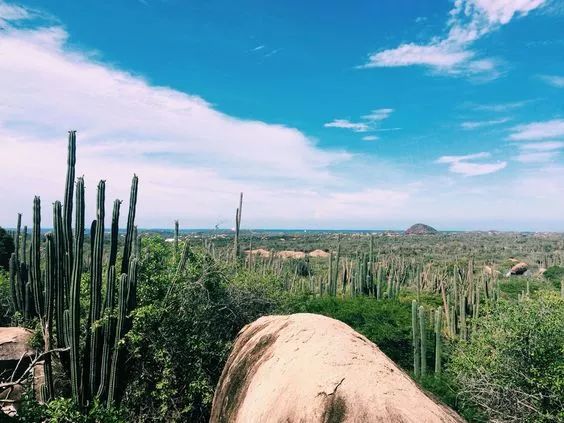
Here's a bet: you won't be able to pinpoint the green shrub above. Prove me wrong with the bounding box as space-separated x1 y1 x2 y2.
121 237 287 422
543 265 564 290
0 226 14 271
448 292 564 422
0 269 11 325
15 393 125 423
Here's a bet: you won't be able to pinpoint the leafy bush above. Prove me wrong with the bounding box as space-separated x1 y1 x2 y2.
15 392 125 423
448 292 564 422
543 265 564 290
0 226 14 271
121 236 288 422
0 269 11 325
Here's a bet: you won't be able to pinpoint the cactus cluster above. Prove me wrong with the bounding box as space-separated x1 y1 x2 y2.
8 131 139 408
411 300 442 379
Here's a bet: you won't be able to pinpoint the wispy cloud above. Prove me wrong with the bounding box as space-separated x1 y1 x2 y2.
519 141 564 151
324 119 370 132
362 135 378 141
325 108 393 133
539 74 564 87
361 0 547 78
472 101 529 112
515 151 559 163
513 140 563 163
509 119 564 140
461 117 510 129
362 108 394 121
436 152 507 176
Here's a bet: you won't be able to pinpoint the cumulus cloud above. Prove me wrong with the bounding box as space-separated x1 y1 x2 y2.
361 0 547 77
437 152 507 176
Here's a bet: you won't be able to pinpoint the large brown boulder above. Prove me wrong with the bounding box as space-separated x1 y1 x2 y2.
211 313 464 423
1 328 35 417
0 327 34 363
509 262 528 276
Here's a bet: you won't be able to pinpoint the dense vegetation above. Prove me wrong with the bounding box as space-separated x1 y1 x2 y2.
1 133 563 422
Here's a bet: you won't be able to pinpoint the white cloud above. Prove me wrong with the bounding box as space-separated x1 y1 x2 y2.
436 152 491 163
363 43 472 69
362 0 547 77
361 108 394 121
509 119 564 140
325 108 393 133
518 141 564 151
437 152 507 176
472 101 528 112
513 140 563 163
515 151 559 163
461 117 510 129
0 2 561 230
539 74 564 87
362 135 378 141
0 11 369 227
0 1 28 22
469 0 546 24
324 119 370 132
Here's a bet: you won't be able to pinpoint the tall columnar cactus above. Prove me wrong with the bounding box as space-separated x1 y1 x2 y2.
174 220 179 259
30 196 44 322
10 131 140 409
411 300 420 378
68 176 85 402
419 305 427 377
87 181 106 398
44 233 56 400
233 192 243 261
434 307 442 376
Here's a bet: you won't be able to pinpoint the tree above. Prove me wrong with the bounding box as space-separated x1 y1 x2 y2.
0 226 15 270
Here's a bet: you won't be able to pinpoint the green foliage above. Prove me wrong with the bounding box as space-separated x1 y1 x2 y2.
543 265 564 290
122 237 286 422
0 226 15 270
499 276 553 299
16 394 125 423
448 292 564 422
0 269 11 325
289 296 413 368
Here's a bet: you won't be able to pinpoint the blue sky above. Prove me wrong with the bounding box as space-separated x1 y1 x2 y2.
0 0 563 230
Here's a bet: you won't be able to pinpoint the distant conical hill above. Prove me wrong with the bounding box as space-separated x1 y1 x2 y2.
405 223 438 235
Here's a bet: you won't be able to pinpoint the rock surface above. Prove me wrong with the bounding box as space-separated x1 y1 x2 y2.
509 262 528 275
1 327 35 418
211 313 464 423
405 223 438 235
307 249 331 258
0 327 34 362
